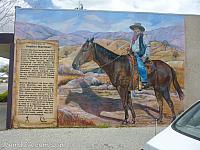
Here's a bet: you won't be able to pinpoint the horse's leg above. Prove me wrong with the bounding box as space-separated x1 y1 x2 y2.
155 90 164 122
117 86 129 124
162 88 176 122
122 88 129 125
127 96 136 124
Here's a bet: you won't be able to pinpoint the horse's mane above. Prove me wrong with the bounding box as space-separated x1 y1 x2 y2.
94 43 122 61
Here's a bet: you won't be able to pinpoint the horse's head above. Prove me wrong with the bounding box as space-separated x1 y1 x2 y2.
72 38 95 70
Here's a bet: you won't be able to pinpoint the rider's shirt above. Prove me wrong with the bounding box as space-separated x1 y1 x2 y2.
131 37 140 53
131 34 150 58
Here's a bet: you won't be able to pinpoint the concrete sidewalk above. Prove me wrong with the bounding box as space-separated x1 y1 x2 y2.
0 127 165 150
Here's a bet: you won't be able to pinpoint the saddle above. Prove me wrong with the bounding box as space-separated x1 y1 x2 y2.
128 54 154 91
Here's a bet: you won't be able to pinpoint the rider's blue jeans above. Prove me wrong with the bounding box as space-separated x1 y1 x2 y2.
135 54 148 83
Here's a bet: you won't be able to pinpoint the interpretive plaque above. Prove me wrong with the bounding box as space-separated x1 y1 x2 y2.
12 40 59 128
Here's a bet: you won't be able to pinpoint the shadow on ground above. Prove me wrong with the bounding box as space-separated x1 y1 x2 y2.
65 81 159 122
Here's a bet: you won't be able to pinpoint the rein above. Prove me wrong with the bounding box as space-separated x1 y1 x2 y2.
93 43 123 68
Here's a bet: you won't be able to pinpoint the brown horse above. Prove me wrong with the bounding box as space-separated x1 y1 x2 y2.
72 38 184 124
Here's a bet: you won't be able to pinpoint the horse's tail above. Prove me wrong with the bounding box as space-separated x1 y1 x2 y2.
171 68 184 100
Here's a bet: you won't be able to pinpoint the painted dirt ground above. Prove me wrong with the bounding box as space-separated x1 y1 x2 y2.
57 40 184 127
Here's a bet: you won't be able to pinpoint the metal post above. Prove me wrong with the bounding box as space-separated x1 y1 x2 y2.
6 43 14 129
154 118 158 135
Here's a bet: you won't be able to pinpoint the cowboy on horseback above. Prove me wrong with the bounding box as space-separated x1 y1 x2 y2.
73 36 184 124
129 23 150 89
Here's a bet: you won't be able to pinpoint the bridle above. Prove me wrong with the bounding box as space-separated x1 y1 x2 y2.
81 41 129 69
92 43 123 68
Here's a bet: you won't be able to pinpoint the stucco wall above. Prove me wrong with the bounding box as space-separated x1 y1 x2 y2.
185 15 200 108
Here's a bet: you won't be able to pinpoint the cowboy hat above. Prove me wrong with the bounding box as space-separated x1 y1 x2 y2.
130 23 145 32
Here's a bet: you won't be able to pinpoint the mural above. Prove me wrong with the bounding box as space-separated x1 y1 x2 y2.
15 8 185 127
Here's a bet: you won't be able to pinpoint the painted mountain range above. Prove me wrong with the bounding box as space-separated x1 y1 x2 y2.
15 22 185 50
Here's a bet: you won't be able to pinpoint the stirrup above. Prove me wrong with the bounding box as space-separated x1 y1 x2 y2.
130 90 137 98
142 82 149 89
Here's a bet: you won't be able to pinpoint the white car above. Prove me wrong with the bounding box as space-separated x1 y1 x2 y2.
144 100 200 150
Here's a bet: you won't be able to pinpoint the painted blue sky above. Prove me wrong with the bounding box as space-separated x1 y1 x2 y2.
24 0 55 9
16 8 184 34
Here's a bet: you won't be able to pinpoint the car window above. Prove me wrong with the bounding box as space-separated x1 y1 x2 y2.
172 102 200 141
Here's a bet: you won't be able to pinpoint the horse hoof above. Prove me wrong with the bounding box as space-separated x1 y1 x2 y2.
171 116 176 122
157 118 163 123
130 120 136 124
122 119 128 125
156 116 163 123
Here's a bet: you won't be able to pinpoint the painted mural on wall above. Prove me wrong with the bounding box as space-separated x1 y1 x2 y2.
15 8 185 127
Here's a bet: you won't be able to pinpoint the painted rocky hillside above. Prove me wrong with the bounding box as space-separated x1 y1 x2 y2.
15 22 185 50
